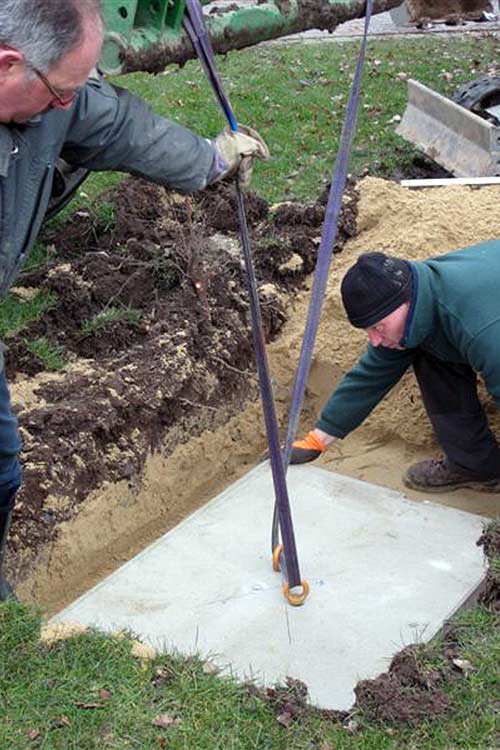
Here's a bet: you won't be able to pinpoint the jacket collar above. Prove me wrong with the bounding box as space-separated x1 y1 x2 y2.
401 262 436 349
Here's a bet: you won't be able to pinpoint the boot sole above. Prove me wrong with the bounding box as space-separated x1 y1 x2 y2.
403 477 500 494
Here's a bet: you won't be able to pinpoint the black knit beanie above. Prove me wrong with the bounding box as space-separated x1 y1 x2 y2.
341 252 412 329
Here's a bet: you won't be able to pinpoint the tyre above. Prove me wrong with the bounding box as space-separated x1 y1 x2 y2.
453 75 500 124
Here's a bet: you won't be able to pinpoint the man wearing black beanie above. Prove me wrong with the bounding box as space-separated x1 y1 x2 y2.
291 242 500 493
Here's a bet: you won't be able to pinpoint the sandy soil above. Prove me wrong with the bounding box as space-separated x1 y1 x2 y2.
11 176 500 614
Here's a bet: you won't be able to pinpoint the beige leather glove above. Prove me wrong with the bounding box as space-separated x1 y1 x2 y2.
214 124 270 190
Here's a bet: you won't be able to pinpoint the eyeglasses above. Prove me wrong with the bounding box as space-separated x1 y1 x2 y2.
32 67 78 107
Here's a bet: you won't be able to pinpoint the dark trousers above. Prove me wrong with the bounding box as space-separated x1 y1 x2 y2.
413 353 500 479
0 368 21 509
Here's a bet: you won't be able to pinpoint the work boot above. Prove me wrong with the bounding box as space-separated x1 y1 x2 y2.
404 458 500 493
0 503 16 602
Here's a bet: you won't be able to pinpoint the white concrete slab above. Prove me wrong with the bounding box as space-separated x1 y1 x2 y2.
52 465 486 709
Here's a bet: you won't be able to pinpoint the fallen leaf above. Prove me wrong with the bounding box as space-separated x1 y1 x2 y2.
55 715 71 727
131 640 157 660
202 660 219 675
99 688 112 700
344 719 360 734
452 658 476 675
152 714 182 729
276 710 294 728
27 728 41 741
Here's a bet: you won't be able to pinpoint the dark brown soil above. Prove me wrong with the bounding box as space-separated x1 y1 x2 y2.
7 177 358 579
245 676 349 727
387 152 451 182
354 645 451 723
477 522 500 612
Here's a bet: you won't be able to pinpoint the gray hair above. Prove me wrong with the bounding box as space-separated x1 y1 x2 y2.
0 0 102 74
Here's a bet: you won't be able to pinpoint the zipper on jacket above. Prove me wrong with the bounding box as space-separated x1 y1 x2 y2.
11 163 52 285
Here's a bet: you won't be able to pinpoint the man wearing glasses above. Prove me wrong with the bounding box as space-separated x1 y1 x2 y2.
0 0 269 600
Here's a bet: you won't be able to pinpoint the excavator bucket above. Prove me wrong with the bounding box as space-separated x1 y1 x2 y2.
396 79 500 176
392 0 493 24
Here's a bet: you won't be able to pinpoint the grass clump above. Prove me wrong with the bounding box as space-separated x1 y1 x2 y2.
80 306 142 337
25 337 67 371
0 291 58 340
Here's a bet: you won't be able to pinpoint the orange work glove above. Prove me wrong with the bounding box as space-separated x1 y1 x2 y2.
290 431 327 465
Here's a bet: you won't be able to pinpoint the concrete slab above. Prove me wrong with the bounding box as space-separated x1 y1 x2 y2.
52 465 486 709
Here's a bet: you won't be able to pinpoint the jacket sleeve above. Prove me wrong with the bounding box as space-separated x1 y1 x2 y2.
60 78 216 193
468 326 500 407
316 344 417 438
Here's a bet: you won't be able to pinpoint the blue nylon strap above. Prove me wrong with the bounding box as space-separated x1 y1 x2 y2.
183 3 238 132
272 0 374 548
184 0 303 589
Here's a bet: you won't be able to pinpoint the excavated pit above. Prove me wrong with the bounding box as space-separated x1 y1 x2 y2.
9 177 356 608
6 174 500 722
9 175 500 614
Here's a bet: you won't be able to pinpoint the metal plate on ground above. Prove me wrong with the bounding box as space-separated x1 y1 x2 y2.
52 464 486 709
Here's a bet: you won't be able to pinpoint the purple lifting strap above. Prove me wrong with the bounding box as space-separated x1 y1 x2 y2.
272 0 374 551
184 0 303 588
184 0 374 590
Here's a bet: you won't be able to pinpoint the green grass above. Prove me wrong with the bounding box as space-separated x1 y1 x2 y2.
0 291 58 340
43 33 500 211
1 595 499 749
25 337 67 371
80 306 142 337
97 34 500 202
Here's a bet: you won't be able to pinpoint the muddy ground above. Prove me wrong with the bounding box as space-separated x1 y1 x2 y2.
5 168 500 721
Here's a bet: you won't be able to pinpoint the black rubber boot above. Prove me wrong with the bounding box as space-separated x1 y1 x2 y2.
0 501 16 602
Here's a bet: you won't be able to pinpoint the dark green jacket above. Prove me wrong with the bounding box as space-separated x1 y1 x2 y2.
0 76 215 296
317 240 500 438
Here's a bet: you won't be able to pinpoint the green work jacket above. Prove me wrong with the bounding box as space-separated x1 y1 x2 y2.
0 76 215 297
317 240 500 438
